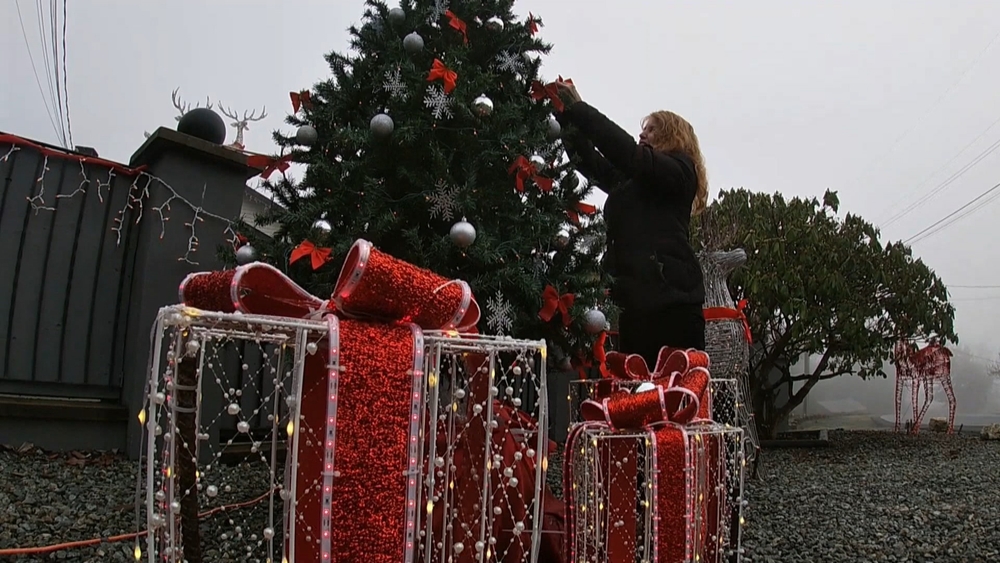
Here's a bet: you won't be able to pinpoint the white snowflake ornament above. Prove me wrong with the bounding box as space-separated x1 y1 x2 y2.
428 181 460 221
486 291 514 335
495 51 525 74
381 68 409 101
424 85 454 119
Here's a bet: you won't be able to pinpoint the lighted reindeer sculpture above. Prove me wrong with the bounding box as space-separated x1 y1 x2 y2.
893 339 956 433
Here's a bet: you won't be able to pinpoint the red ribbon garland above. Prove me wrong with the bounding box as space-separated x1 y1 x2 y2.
427 59 458 94
444 10 468 43
247 154 293 179
508 155 553 192
290 240 333 270
289 90 312 113
703 298 752 344
538 284 574 326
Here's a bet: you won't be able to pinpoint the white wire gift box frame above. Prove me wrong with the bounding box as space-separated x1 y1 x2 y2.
136 305 549 563
564 421 745 563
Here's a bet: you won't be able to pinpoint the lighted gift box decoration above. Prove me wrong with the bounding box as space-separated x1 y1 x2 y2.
136 239 551 563
564 348 746 563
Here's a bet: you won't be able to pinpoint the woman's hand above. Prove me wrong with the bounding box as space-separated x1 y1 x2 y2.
552 80 582 107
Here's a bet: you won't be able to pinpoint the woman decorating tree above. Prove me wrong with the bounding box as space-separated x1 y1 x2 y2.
552 80 709 366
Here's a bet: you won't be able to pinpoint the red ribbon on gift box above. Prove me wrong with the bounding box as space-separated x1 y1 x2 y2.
566 346 717 563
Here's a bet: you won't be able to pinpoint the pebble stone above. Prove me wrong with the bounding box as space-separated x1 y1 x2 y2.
2 431 997 562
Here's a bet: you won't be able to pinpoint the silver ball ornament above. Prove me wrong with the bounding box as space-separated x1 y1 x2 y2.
529 154 546 170
370 113 395 139
403 32 425 54
295 124 318 146
546 116 561 140
235 244 258 265
449 219 477 248
311 218 332 244
553 232 569 249
485 17 504 31
387 7 406 25
582 308 607 335
472 95 494 117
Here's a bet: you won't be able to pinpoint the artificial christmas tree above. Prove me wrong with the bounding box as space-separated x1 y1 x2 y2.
244 0 611 363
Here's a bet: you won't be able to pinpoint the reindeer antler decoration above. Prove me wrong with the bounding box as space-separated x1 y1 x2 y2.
219 103 268 150
144 88 214 139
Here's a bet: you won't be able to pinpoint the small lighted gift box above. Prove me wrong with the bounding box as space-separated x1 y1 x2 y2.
563 348 746 563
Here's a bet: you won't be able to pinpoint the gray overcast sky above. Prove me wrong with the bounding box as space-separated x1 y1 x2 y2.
4 0 1000 353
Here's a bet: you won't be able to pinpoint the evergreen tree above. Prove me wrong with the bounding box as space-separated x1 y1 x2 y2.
245 0 612 364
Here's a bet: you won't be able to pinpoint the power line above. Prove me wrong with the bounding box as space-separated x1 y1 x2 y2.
950 284 1000 289
59 0 72 147
15 0 61 142
879 116 1000 228
904 180 1000 245
852 28 1000 189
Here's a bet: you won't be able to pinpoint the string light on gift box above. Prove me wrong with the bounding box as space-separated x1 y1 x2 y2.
0 135 239 264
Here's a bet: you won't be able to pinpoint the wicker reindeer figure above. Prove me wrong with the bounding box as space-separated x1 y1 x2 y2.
699 249 761 463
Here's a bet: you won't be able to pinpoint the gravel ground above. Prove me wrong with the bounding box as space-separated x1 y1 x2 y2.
3 431 999 562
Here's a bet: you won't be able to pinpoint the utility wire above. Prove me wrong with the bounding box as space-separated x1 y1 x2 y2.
879 115 1000 227
59 0 72 147
950 284 1000 289
15 0 61 143
904 180 1000 245
852 28 1000 190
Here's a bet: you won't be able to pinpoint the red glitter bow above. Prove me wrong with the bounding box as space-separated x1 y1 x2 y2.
530 76 573 112
580 347 712 429
247 154 293 179
234 233 248 249
703 298 752 344
427 59 458 94
289 90 312 113
566 201 597 226
508 155 553 192
538 285 574 326
444 10 468 43
526 13 540 35
290 240 332 270
178 238 481 331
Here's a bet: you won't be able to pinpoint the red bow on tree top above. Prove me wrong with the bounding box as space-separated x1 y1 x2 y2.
526 13 540 35
427 59 458 94
538 284 574 326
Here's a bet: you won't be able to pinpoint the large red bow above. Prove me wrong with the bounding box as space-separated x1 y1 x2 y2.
581 347 711 429
703 298 752 344
566 201 596 226
427 59 458 94
179 238 481 332
508 155 553 192
538 284 574 326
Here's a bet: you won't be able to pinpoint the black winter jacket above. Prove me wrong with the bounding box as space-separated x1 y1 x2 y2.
558 102 705 312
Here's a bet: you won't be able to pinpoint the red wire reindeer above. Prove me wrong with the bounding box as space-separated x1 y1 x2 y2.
893 340 956 433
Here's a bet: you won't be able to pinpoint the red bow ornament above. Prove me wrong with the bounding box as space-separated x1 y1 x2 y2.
538 285 574 326
530 76 573 112
247 153 293 179
508 155 553 192
289 90 312 113
565 346 729 563
427 59 458 94
566 201 597 226
526 13 540 35
177 239 481 563
444 10 468 43
290 240 333 270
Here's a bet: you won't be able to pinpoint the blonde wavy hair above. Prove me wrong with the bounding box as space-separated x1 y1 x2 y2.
641 111 709 216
